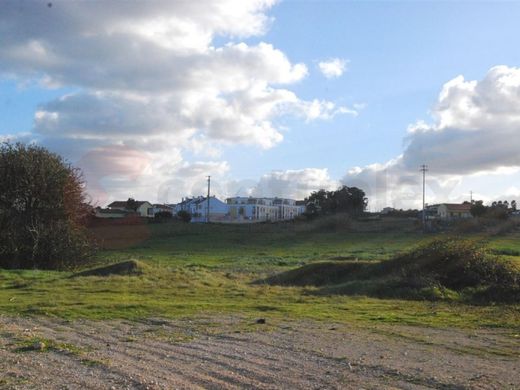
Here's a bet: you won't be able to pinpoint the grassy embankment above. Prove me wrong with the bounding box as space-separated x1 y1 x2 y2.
0 218 519 329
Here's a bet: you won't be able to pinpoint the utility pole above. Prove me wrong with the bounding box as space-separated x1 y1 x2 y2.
470 190 473 204
420 164 428 231
206 176 211 223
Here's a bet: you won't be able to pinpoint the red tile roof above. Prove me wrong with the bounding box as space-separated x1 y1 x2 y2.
442 203 472 212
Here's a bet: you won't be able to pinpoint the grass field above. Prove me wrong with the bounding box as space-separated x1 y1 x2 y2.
1 219 519 330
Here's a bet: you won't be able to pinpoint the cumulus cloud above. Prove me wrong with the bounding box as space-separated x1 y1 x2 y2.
251 168 338 199
0 0 354 203
318 58 348 78
343 65 520 209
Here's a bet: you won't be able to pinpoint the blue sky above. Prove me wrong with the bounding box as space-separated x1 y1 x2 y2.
2 1 520 208
226 1 520 178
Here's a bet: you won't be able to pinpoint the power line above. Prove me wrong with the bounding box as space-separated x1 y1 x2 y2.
206 175 211 223
420 164 428 231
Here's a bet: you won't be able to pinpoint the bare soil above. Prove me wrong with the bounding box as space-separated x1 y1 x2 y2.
1 315 519 389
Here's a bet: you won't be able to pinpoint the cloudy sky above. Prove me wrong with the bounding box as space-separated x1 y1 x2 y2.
2 0 520 209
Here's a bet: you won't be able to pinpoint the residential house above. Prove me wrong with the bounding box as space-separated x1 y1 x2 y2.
173 196 228 222
380 207 396 214
190 196 229 222
107 200 154 218
174 197 203 214
437 203 472 219
152 204 174 215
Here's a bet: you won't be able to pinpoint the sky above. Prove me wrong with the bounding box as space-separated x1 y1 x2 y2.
2 0 520 210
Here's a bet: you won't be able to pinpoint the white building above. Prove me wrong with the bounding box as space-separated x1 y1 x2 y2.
152 204 174 215
437 203 472 219
226 197 305 222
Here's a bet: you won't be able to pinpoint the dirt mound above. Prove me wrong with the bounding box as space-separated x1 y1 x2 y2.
375 238 520 302
262 261 369 287
382 239 517 288
73 260 147 277
263 238 520 303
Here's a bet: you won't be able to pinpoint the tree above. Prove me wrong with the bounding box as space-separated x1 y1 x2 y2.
470 200 487 217
126 198 138 211
511 200 517 211
0 142 93 269
305 186 368 217
154 211 173 222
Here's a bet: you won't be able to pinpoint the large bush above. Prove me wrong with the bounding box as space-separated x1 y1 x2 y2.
380 238 520 302
265 237 520 303
153 210 173 223
0 142 93 269
384 239 516 289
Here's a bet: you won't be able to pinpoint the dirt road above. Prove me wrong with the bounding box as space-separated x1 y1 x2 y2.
1 315 518 389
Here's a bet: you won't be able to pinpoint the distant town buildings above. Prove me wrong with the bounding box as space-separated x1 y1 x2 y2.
95 196 306 223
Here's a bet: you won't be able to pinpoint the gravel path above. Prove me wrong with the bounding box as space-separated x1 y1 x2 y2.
0 315 519 389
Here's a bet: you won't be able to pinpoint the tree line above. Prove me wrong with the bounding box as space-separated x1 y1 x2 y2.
304 186 368 217
470 199 517 219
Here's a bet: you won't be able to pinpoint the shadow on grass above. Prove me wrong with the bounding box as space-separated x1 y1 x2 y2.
71 259 147 277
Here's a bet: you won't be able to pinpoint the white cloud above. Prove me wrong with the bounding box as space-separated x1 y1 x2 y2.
344 65 520 209
0 0 353 203
318 58 348 79
295 99 358 121
0 2 332 150
252 168 338 199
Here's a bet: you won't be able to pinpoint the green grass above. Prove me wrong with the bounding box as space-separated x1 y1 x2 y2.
0 221 519 330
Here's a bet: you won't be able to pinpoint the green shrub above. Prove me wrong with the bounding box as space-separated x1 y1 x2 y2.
265 237 520 303
153 211 173 223
296 213 351 232
384 238 518 289
176 210 192 223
